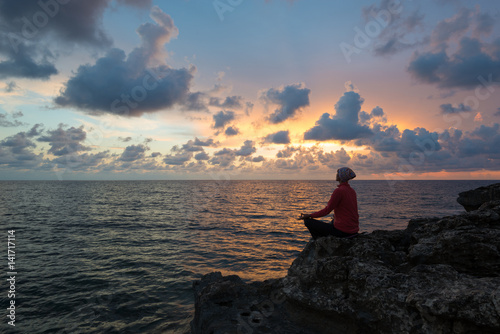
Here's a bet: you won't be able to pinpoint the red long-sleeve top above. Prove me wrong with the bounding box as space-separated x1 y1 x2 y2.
310 183 359 234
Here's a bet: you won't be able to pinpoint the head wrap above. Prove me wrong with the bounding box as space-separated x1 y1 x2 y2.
337 167 356 183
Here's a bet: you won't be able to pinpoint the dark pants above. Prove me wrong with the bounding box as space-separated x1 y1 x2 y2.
304 218 357 240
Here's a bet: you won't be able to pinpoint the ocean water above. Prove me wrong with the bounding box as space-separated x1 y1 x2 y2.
0 179 497 333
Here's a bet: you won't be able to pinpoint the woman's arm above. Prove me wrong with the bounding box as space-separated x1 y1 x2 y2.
309 189 341 218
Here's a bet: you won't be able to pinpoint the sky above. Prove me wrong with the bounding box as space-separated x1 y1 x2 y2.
0 0 500 181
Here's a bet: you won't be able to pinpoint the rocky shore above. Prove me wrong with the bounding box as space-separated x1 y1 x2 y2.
191 183 500 334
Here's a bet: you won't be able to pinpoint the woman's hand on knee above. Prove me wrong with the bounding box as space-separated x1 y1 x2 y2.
299 213 311 220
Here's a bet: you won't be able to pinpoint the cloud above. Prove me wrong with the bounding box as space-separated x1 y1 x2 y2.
119 144 148 162
181 140 205 152
235 140 256 157
0 127 42 168
360 1 426 57
263 130 291 144
182 92 208 111
397 128 442 159
431 8 472 45
0 0 151 79
212 110 235 129
473 12 495 37
4 81 18 92
0 0 115 47
194 151 209 161
1 131 36 154
51 151 110 171
439 103 473 114
209 96 243 109
194 137 216 147
0 38 58 79
209 148 235 167
251 156 265 163
408 6 500 91
118 136 133 142
317 147 351 169
359 106 387 125
116 0 152 8
225 126 239 136
163 151 192 165
27 123 43 137
495 108 500 117
408 36 500 89
304 91 372 141
0 112 25 127
276 146 299 158
359 123 400 152
458 124 500 158
55 7 197 116
262 84 310 124
38 124 91 156
430 8 495 45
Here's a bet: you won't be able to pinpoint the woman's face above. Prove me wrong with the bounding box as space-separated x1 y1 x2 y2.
336 172 340 182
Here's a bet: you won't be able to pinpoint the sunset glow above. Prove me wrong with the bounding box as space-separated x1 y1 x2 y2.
1 0 499 180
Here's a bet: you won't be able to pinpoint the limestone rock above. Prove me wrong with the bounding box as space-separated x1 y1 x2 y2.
191 198 500 334
457 182 500 211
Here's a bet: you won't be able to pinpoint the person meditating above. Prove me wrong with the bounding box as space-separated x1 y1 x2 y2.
299 167 359 239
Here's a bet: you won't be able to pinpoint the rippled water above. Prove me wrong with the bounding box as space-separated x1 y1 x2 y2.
0 179 496 333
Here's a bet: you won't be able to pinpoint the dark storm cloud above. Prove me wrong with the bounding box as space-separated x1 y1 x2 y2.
263 130 290 144
38 124 91 156
55 7 198 116
212 110 235 129
304 91 372 141
262 84 310 124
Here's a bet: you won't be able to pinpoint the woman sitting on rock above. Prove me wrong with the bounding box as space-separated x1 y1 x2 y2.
299 167 359 239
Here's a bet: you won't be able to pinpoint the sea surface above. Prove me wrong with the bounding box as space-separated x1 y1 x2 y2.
0 179 497 333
